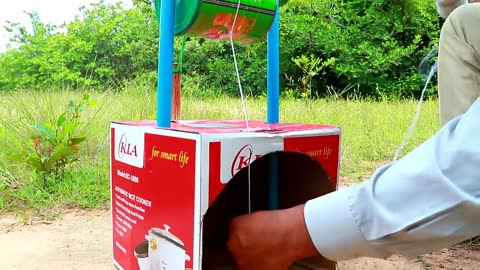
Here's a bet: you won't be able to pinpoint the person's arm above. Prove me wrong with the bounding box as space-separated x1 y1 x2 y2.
228 98 480 269
305 97 480 261
436 0 467 19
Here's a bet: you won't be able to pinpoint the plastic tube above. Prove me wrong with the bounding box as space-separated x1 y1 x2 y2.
267 1 280 125
157 0 175 128
267 1 280 211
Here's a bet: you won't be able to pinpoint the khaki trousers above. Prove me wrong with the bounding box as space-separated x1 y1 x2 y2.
438 3 480 125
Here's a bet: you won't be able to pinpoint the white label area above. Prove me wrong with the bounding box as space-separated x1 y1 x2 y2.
114 125 145 168
220 137 284 183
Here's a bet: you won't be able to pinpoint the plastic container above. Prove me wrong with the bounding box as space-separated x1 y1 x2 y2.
154 0 277 43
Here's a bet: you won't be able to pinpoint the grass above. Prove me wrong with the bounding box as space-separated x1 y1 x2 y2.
0 87 440 216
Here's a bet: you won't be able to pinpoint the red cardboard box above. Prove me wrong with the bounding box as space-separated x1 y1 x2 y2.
110 120 341 270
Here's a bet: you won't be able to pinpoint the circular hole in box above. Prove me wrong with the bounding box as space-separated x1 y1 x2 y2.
202 151 337 270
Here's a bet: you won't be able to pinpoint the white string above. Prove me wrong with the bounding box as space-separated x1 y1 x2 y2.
393 60 438 162
229 0 250 130
229 0 252 213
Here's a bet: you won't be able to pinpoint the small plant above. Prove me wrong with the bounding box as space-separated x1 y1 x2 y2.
24 94 96 187
286 54 335 99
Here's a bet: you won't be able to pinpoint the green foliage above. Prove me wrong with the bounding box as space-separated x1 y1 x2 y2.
286 54 335 99
176 0 439 98
0 90 110 214
0 0 158 91
4 94 96 188
0 163 110 214
176 38 268 97
278 0 439 99
1 91 440 215
0 0 440 99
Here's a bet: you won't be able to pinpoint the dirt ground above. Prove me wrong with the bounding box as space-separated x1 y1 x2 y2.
1 209 479 270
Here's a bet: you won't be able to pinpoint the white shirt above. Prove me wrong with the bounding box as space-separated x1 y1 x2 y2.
304 97 480 261
436 0 467 18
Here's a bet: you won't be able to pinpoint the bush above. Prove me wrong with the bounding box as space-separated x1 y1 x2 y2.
278 0 440 99
0 0 440 99
0 0 159 91
182 0 440 99
0 90 109 213
2 93 97 188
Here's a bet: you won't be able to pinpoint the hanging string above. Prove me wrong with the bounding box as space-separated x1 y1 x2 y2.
229 0 252 213
229 0 250 130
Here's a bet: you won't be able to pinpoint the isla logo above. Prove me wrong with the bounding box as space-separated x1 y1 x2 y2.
114 126 144 168
230 144 262 176
118 133 138 158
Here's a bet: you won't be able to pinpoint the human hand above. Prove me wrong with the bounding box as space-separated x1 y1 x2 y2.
227 205 320 270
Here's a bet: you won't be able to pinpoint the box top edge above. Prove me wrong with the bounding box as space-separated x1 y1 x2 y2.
110 120 341 135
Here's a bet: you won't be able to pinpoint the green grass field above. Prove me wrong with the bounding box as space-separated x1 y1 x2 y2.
0 89 440 216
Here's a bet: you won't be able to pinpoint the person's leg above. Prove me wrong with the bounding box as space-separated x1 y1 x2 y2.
438 3 480 125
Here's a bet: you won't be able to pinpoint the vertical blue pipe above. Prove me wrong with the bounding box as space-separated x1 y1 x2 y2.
267 1 280 211
156 0 175 128
267 1 280 125
267 154 279 210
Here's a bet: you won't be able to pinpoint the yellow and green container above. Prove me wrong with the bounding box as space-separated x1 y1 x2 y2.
154 0 277 43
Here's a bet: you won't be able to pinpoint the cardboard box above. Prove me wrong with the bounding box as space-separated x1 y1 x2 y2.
110 120 341 270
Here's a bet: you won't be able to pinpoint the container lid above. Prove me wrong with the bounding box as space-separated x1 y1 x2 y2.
150 225 185 249
154 0 202 35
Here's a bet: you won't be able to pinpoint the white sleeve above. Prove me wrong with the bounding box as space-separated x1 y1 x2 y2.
436 0 467 19
304 97 480 261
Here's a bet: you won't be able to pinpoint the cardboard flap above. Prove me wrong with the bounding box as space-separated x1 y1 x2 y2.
202 151 336 269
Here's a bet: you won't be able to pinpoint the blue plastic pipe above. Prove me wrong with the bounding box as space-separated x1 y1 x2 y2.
268 154 279 210
267 1 280 211
156 0 175 128
267 1 280 125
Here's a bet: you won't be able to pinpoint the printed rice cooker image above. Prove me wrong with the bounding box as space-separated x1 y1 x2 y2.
147 225 190 270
